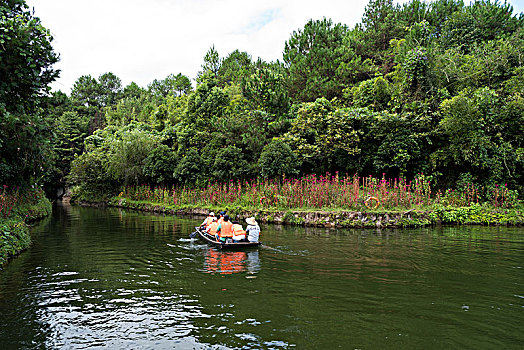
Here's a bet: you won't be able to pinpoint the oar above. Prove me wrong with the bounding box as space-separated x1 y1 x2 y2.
189 228 198 238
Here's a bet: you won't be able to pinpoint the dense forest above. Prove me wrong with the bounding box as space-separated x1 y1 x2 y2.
1 0 523 203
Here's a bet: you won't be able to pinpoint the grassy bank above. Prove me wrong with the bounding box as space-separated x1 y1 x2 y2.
78 196 523 229
0 188 52 266
71 174 523 228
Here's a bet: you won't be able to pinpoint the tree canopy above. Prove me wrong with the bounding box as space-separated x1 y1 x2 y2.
2 0 523 202
0 0 59 186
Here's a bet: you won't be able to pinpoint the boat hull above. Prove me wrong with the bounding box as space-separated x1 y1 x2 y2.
195 227 261 249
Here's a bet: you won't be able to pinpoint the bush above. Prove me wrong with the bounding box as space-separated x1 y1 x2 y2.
258 140 300 178
143 145 177 185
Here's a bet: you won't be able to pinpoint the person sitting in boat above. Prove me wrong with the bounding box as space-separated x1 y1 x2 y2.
232 221 247 242
245 217 260 243
200 212 215 228
206 217 219 236
216 215 234 243
217 211 226 225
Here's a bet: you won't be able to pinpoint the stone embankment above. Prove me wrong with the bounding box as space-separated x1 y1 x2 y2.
78 199 432 228
166 207 429 228
77 197 524 227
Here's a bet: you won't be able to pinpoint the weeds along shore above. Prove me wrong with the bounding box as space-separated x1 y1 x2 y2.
0 187 52 267
72 174 523 228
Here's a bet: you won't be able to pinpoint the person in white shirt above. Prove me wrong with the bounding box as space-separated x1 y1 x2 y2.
245 217 260 242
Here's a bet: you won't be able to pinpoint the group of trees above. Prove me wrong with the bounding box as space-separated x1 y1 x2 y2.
2 0 523 200
0 0 59 187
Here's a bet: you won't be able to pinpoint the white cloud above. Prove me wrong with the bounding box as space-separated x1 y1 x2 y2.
24 0 371 92
25 0 524 93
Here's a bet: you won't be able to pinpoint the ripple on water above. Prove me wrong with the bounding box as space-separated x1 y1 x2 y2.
1 205 523 349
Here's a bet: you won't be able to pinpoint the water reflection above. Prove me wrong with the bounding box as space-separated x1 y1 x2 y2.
204 249 260 275
2 204 523 349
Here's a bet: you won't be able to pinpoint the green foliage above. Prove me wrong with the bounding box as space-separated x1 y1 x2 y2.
0 112 55 186
54 111 89 177
429 203 523 225
70 75 101 110
174 149 205 185
435 86 523 189
0 219 29 266
105 126 160 185
440 0 523 51
143 144 177 185
98 72 123 107
11 0 524 203
370 113 425 176
283 18 348 101
282 98 359 172
0 1 59 114
0 0 58 187
123 81 146 99
218 50 254 87
424 0 465 37
105 95 150 126
402 46 429 88
258 140 300 178
197 45 221 84
185 81 230 127
429 204 481 223
69 72 126 134
148 73 192 100
434 34 524 94
69 149 116 197
361 0 404 56
68 123 162 196
282 211 305 225
349 76 391 110
211 145 249 181
243 68 289 116
1 188 52 266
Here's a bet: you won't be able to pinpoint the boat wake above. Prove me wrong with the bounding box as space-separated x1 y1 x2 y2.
261 244 309 256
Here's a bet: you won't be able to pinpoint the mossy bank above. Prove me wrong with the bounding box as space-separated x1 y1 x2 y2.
74 196 524 229
0 193 52 267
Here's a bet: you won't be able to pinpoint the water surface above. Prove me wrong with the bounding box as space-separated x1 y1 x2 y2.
0 203 522 349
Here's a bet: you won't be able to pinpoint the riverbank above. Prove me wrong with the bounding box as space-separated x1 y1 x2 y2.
0 189 52 266
74 196 524 228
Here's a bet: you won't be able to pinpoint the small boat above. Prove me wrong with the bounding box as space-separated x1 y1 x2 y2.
195 227 261 249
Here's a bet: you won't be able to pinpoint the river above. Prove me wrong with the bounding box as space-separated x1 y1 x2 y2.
0 203 522 349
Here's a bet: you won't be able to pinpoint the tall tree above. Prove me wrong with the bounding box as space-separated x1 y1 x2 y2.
440 0 523 51
54 111 89 179
70 75 100 110
172 73 192 96
281 98 360 172
0 0 59 186
123 81 146 100
218 50 254 87
148 73 192 99
98 72 122 107
283 18 348 102
197 45 221 84
359 0 404 72
0 0 59 114
242 68 289 117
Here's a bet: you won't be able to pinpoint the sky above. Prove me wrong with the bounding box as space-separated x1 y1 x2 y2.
27 0 524 93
